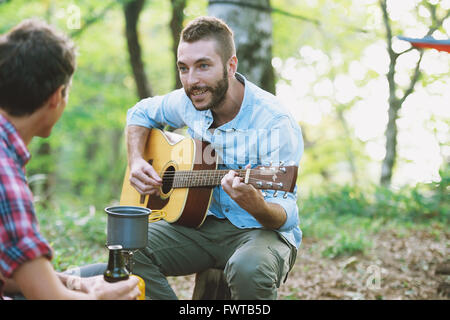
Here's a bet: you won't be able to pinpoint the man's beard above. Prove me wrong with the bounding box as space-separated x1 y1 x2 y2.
186 68 229 111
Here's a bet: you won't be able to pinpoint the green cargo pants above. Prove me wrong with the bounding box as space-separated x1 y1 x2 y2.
132 215 297 300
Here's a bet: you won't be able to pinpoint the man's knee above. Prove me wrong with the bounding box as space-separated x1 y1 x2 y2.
224 247 283 299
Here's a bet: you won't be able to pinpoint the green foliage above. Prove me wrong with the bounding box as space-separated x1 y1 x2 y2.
300 165 449 224
299 166 449 257
35 201 108 271
1 0 448 269
0 0 174 207
272 0 374 62
321 232 372 258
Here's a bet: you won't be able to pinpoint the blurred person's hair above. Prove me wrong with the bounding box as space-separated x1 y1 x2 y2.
0 19 76 116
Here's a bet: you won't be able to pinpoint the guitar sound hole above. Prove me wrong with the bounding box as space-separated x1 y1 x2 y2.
162 166 175 194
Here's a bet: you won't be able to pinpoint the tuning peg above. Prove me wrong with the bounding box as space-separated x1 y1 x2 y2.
279 161 284 166
283 192 288 199
273 190 278 197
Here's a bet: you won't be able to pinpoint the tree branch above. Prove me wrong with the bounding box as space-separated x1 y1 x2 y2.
170 0 186 89
209 0 321 25
397 46 416 56
398 4 449 105
379 0 398 106
425 2 450 35
70 1 117 39
124 0 152 98
398 51 423 106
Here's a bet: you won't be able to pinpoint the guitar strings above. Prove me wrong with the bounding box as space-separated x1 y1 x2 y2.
159 175 282 186
159 171 278 179
159 169 282 177
160 174 270 181
155 169 287 189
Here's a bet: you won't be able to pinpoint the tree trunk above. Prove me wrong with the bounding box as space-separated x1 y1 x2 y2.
380 102 400 186
337 108 359 186
35 141 54 205
124 0 153 99
169 0 186 89
379 0 398 187
378 0 443 186
208 0 275 94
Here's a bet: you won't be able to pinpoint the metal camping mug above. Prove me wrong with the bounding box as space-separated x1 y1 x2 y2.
105 206 151 250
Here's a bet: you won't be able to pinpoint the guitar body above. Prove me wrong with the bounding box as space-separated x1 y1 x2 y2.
120 129 217 228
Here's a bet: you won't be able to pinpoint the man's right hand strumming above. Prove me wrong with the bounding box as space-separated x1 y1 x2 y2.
129 158 162 196
126 125 162 196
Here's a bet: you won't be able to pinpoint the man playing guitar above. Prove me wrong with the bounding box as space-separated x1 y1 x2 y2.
126 16 304 300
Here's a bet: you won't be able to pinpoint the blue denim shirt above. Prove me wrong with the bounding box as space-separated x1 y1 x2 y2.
126 74 304 248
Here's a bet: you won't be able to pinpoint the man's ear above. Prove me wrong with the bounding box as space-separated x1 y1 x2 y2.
227 55 238 77
46 85 65 110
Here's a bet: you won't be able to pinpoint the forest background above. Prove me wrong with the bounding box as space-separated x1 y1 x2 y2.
0 0 448 299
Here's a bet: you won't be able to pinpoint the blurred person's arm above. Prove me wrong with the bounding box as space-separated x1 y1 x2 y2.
13 257 139 300
1 272 21 295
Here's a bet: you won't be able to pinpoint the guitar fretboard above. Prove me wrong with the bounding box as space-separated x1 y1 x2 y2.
164 170 247 188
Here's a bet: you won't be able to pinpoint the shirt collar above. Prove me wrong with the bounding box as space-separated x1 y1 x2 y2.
213 72 251 131
0 113 31 167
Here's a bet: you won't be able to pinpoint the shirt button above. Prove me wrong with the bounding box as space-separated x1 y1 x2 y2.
225 208 229 213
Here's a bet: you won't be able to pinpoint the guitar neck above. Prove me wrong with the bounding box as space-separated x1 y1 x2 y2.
167 169 247 188
162 165 297 193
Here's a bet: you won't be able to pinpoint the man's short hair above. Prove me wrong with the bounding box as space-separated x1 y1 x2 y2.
180 16 235 64
0 19 76 117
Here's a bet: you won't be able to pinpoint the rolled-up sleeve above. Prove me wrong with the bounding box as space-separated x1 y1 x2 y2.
265 187 300 232
0 230 53 278
126 90 187 129
0 158 53 278
260 115 303 233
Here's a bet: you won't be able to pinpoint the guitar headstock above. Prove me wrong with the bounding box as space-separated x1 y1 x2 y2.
245 165 298 194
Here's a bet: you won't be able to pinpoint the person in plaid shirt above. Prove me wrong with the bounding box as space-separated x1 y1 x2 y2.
0 19 140 299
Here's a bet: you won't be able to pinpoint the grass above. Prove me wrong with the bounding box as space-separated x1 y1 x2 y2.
35 200 108 271
298 172 449 258
321 231 373 258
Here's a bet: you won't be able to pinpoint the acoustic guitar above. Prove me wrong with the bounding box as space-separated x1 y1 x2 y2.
119 129 298 228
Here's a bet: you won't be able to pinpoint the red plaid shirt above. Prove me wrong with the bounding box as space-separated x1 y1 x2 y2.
0 113 52 297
